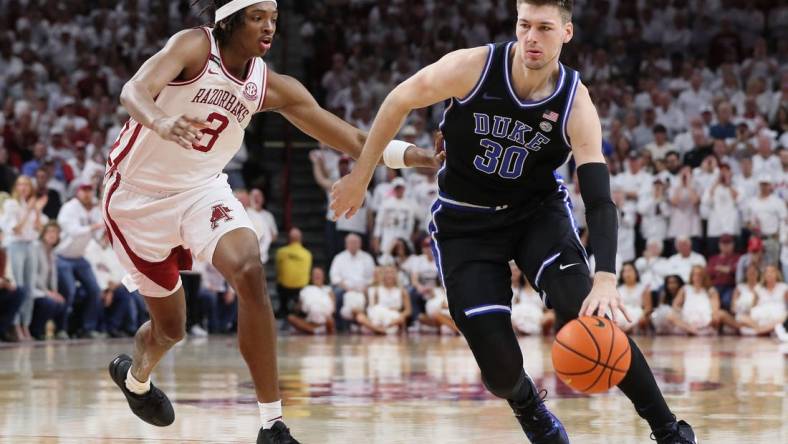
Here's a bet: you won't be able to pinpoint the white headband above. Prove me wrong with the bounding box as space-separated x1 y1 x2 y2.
215 0 277 24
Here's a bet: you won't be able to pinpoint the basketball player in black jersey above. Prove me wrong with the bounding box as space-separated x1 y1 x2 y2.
332 1 697 443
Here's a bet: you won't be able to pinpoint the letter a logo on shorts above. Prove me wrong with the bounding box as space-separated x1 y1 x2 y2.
209 204 234 230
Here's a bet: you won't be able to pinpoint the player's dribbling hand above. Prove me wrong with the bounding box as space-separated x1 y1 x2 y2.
402 131 446 169
580 273 632 325
329 171 368 220
152 114 208 149
403 146 446 169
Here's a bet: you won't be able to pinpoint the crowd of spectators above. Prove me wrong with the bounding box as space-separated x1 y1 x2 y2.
2 1 788 342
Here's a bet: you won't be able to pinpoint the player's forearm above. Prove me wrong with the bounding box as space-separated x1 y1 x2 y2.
356 94 411 181
120 80 168 130
577 163 618 275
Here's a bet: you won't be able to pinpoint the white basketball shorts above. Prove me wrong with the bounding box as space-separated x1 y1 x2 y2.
102 171 253 297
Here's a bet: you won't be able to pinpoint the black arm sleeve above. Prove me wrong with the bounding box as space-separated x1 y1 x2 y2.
577 162 618 274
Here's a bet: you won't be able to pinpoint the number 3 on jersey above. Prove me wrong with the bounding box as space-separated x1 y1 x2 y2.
474 138 528 179
193 112 230 152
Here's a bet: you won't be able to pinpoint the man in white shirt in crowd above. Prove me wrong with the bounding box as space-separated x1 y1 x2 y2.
370 168 397 213
614 186 637 263
635 238 670 293
734 156 759 200
235 190 273 265
56 182 104 338
692 154 720 196
654 91 686 137
614 152 652 200
249 189 278 247
700 164 741 254
372 177 417 256
666 237 707 282
638 178 671 249
321 53 352 109
329 233 375 331
409 167 439 232
644 125 676 161
752 134 781 177
678 71 713 119
746 175 787 266
776 149 788 201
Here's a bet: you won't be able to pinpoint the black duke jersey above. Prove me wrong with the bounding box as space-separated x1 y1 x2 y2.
438 41 580 207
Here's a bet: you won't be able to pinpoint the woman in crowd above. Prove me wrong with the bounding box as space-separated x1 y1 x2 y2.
29 222 66 340
718 264 759 334
616 262 653 334
667 266 721 335
736 265 787 336
356 265 411 335
288 267 336 335
651 275 685 334
420 286 458 335
1 175 47 340
404 236 440 327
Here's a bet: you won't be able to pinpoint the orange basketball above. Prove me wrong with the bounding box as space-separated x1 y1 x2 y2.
551 316 631 394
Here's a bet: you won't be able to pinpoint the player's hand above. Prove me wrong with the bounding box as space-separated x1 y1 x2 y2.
403 133 446 169
580 272 632 325
403 146 445 169
152 114 209 149
329 171 369 220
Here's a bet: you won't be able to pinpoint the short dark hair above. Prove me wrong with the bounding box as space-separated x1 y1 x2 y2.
193 0 247 46
516 0 573 22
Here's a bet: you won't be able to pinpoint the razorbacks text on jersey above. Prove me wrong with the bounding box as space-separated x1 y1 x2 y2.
438 41 580 208
108 27 267 192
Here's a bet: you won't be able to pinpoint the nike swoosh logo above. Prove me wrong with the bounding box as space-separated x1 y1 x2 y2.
482 93 503 101
208 69 220 75
559 263 579 270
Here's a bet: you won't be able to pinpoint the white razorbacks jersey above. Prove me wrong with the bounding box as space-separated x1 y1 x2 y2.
108 27 267 192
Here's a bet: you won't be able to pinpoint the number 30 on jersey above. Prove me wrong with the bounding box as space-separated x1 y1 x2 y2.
472 113 551 180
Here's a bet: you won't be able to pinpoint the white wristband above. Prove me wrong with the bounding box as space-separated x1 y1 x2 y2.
383 140 411 169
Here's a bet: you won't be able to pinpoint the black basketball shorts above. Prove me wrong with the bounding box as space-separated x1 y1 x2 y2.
427 188 590 322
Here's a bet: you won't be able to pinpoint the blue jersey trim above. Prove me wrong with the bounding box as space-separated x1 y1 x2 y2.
456 44 497 105
561 71 581 147
504 41 567 108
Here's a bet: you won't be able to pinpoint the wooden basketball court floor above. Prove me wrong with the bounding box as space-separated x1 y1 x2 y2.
0 335 785 443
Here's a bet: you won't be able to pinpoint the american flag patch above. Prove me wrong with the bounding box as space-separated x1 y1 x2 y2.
543 111 559 122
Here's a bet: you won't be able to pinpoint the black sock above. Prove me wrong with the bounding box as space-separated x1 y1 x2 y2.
617 337 675 430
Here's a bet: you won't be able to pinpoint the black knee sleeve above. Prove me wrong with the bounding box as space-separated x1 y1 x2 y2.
454 312 530 401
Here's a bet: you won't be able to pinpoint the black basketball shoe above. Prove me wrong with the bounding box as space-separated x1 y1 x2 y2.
651 418 697 444
509 390 570 444
257 421 301 444
108 354 175 427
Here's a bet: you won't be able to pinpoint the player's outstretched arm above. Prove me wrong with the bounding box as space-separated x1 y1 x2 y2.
329 46 489 219
120 29 210 149
567 83 630 323
264 70 439 168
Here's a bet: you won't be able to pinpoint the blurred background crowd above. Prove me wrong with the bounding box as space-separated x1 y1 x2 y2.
0 0 786 343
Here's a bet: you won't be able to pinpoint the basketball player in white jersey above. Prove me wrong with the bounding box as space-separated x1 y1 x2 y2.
104 1 440 443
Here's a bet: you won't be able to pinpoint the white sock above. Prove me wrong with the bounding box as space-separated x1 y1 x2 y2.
125 368 151 395
259 400 283 429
